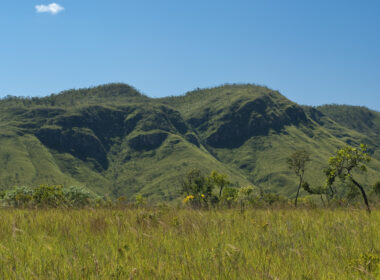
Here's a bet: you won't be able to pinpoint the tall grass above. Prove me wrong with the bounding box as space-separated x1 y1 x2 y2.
0 208 379 279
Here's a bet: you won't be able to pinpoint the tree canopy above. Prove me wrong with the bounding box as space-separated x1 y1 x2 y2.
325 144 372 213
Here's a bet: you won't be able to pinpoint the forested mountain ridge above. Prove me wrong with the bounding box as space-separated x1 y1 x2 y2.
1 83 379 201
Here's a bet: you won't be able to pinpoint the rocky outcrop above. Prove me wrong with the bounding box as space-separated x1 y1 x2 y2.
36 126 108 169
128 132 168 151
204 97 309 148
185 133 200 147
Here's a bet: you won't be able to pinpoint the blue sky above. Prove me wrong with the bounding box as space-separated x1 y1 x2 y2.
1 0 379 109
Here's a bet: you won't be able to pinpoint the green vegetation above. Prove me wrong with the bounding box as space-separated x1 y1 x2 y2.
1 185 102 208
0 208 378 279
286 150 310 207
2 83 380 202
325 144 372 213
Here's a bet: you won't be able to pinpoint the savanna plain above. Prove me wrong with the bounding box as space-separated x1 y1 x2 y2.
0 207 379 280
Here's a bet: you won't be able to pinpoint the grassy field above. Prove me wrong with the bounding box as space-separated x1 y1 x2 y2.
0 208 379 279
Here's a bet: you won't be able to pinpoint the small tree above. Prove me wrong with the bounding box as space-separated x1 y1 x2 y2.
238 186 256 211
325 144 371 213
209 171 230 199
181 169 213 207
287 150 311 207
221 187 238 207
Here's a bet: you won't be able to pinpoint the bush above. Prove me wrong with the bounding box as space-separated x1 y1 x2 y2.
370 181 380 204
135 194 146 207
3 186 34 207
261 191 282 205
220 187 238 207
32 185 66 207
181 169 214 208
63 186 102 207
1 185 103 208
372 181 380 195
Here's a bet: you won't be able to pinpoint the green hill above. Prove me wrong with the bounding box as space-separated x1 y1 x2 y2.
1 83 379 201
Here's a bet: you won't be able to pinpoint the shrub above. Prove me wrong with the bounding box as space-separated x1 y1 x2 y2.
3 186 34 207
372 181 380 195
261 191 282 205
221 187 238 207
116 196 127 207
135 194 146 207
181 169 215 208
1 185 103 208
32 185 66 207
63 186 102 207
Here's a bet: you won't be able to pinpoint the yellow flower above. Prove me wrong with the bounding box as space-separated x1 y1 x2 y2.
201 194 205 198
183 195 195 203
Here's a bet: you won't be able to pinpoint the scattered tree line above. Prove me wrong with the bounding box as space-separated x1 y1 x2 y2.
1 144 379 210
181 143 380 212
180 169 287 210
287 144 380 213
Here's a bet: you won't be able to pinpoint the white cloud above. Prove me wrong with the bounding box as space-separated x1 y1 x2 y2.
35 3 64 15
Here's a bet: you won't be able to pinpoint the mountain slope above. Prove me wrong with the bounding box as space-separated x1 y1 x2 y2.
163 85 380 196
1 83 379 200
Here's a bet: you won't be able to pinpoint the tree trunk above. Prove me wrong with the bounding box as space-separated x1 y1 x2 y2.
320 194 326 207
351 178 371 214
327 185 335 201
295 176 303 208
240 200 244 214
